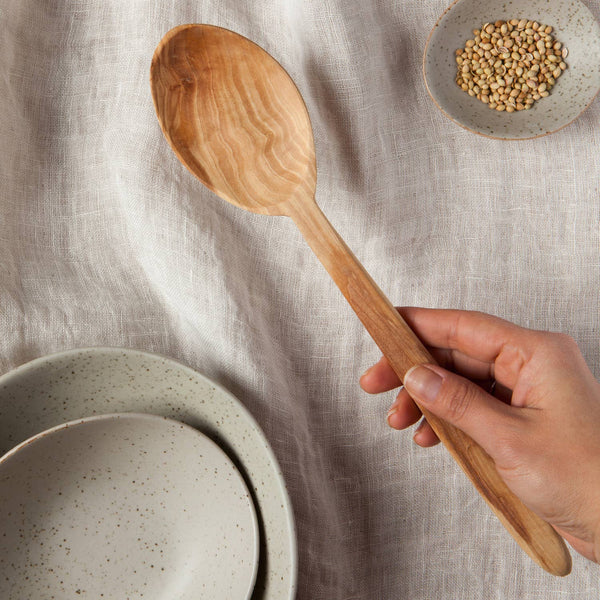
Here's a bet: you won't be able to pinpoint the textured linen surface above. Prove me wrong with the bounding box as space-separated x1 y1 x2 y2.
1 0 599 598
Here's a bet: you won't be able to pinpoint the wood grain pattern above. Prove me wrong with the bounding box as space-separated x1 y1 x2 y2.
150 24 316 215
151 24 572 576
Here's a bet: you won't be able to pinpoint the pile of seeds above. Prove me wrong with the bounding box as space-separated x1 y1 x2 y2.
455 19 568 112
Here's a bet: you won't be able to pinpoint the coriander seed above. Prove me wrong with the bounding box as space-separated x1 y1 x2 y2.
455 19 568 111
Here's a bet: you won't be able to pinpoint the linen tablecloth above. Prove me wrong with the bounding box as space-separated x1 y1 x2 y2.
1 0 599 597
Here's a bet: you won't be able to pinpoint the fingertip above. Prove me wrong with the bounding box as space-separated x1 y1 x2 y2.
413 421 441 447
386 388 423 430
359 366 376 392
360 356 402 394
386 408 404 430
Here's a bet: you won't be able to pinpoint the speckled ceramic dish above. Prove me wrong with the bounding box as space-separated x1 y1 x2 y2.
423 0 600 139
0 413 259 599
0 348 296 600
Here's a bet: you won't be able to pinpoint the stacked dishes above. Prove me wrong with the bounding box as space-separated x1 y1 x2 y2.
0 348 296 599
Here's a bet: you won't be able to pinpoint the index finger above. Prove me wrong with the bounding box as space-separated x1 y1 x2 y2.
398 307 541 390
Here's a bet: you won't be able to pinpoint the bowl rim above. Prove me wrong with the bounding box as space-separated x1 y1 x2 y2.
422 0 600 140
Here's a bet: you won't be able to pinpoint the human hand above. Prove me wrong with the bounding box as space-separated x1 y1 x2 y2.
360 307 600 563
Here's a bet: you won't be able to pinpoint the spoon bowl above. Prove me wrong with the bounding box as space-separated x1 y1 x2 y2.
151 24 571 576
151 24 316 215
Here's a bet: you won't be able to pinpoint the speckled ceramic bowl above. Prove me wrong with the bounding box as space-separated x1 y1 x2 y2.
0 347 297 599
423 0 600 139
0 413 259 599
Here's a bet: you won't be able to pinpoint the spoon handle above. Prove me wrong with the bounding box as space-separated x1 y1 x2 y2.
285 197 571 576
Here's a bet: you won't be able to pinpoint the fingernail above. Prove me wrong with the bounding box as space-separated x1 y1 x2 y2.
404 365 442 403
386 404 399 419
360 365 373 380
386 386 403 420
386 405 401 429
412 420 425 441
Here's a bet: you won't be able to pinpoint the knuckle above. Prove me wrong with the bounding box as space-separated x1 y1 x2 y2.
538 331 579 363
540 330 575 349
442 377 477 424
493 425 526 467
493 417 541 478
550 332 577 350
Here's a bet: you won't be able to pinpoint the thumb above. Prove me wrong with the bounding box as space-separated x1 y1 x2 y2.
403 364 513 456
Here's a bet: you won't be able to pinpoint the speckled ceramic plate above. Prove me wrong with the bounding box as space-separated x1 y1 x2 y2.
0 413 259 599
423 0 600 139
0 348 297 600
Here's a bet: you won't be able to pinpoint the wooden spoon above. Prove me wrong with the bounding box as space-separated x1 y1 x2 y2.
150 24 571 576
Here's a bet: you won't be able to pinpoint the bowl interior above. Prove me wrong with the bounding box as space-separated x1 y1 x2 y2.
0 413 259 599
424 0 600 138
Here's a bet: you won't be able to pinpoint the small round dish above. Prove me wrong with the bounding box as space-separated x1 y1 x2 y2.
0 413 259 599
423 0 600 139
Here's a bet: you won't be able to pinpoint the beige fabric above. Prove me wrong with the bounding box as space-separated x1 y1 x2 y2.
1 0 599 597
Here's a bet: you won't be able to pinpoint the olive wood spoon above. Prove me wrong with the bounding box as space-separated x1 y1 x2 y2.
150 24 571 576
